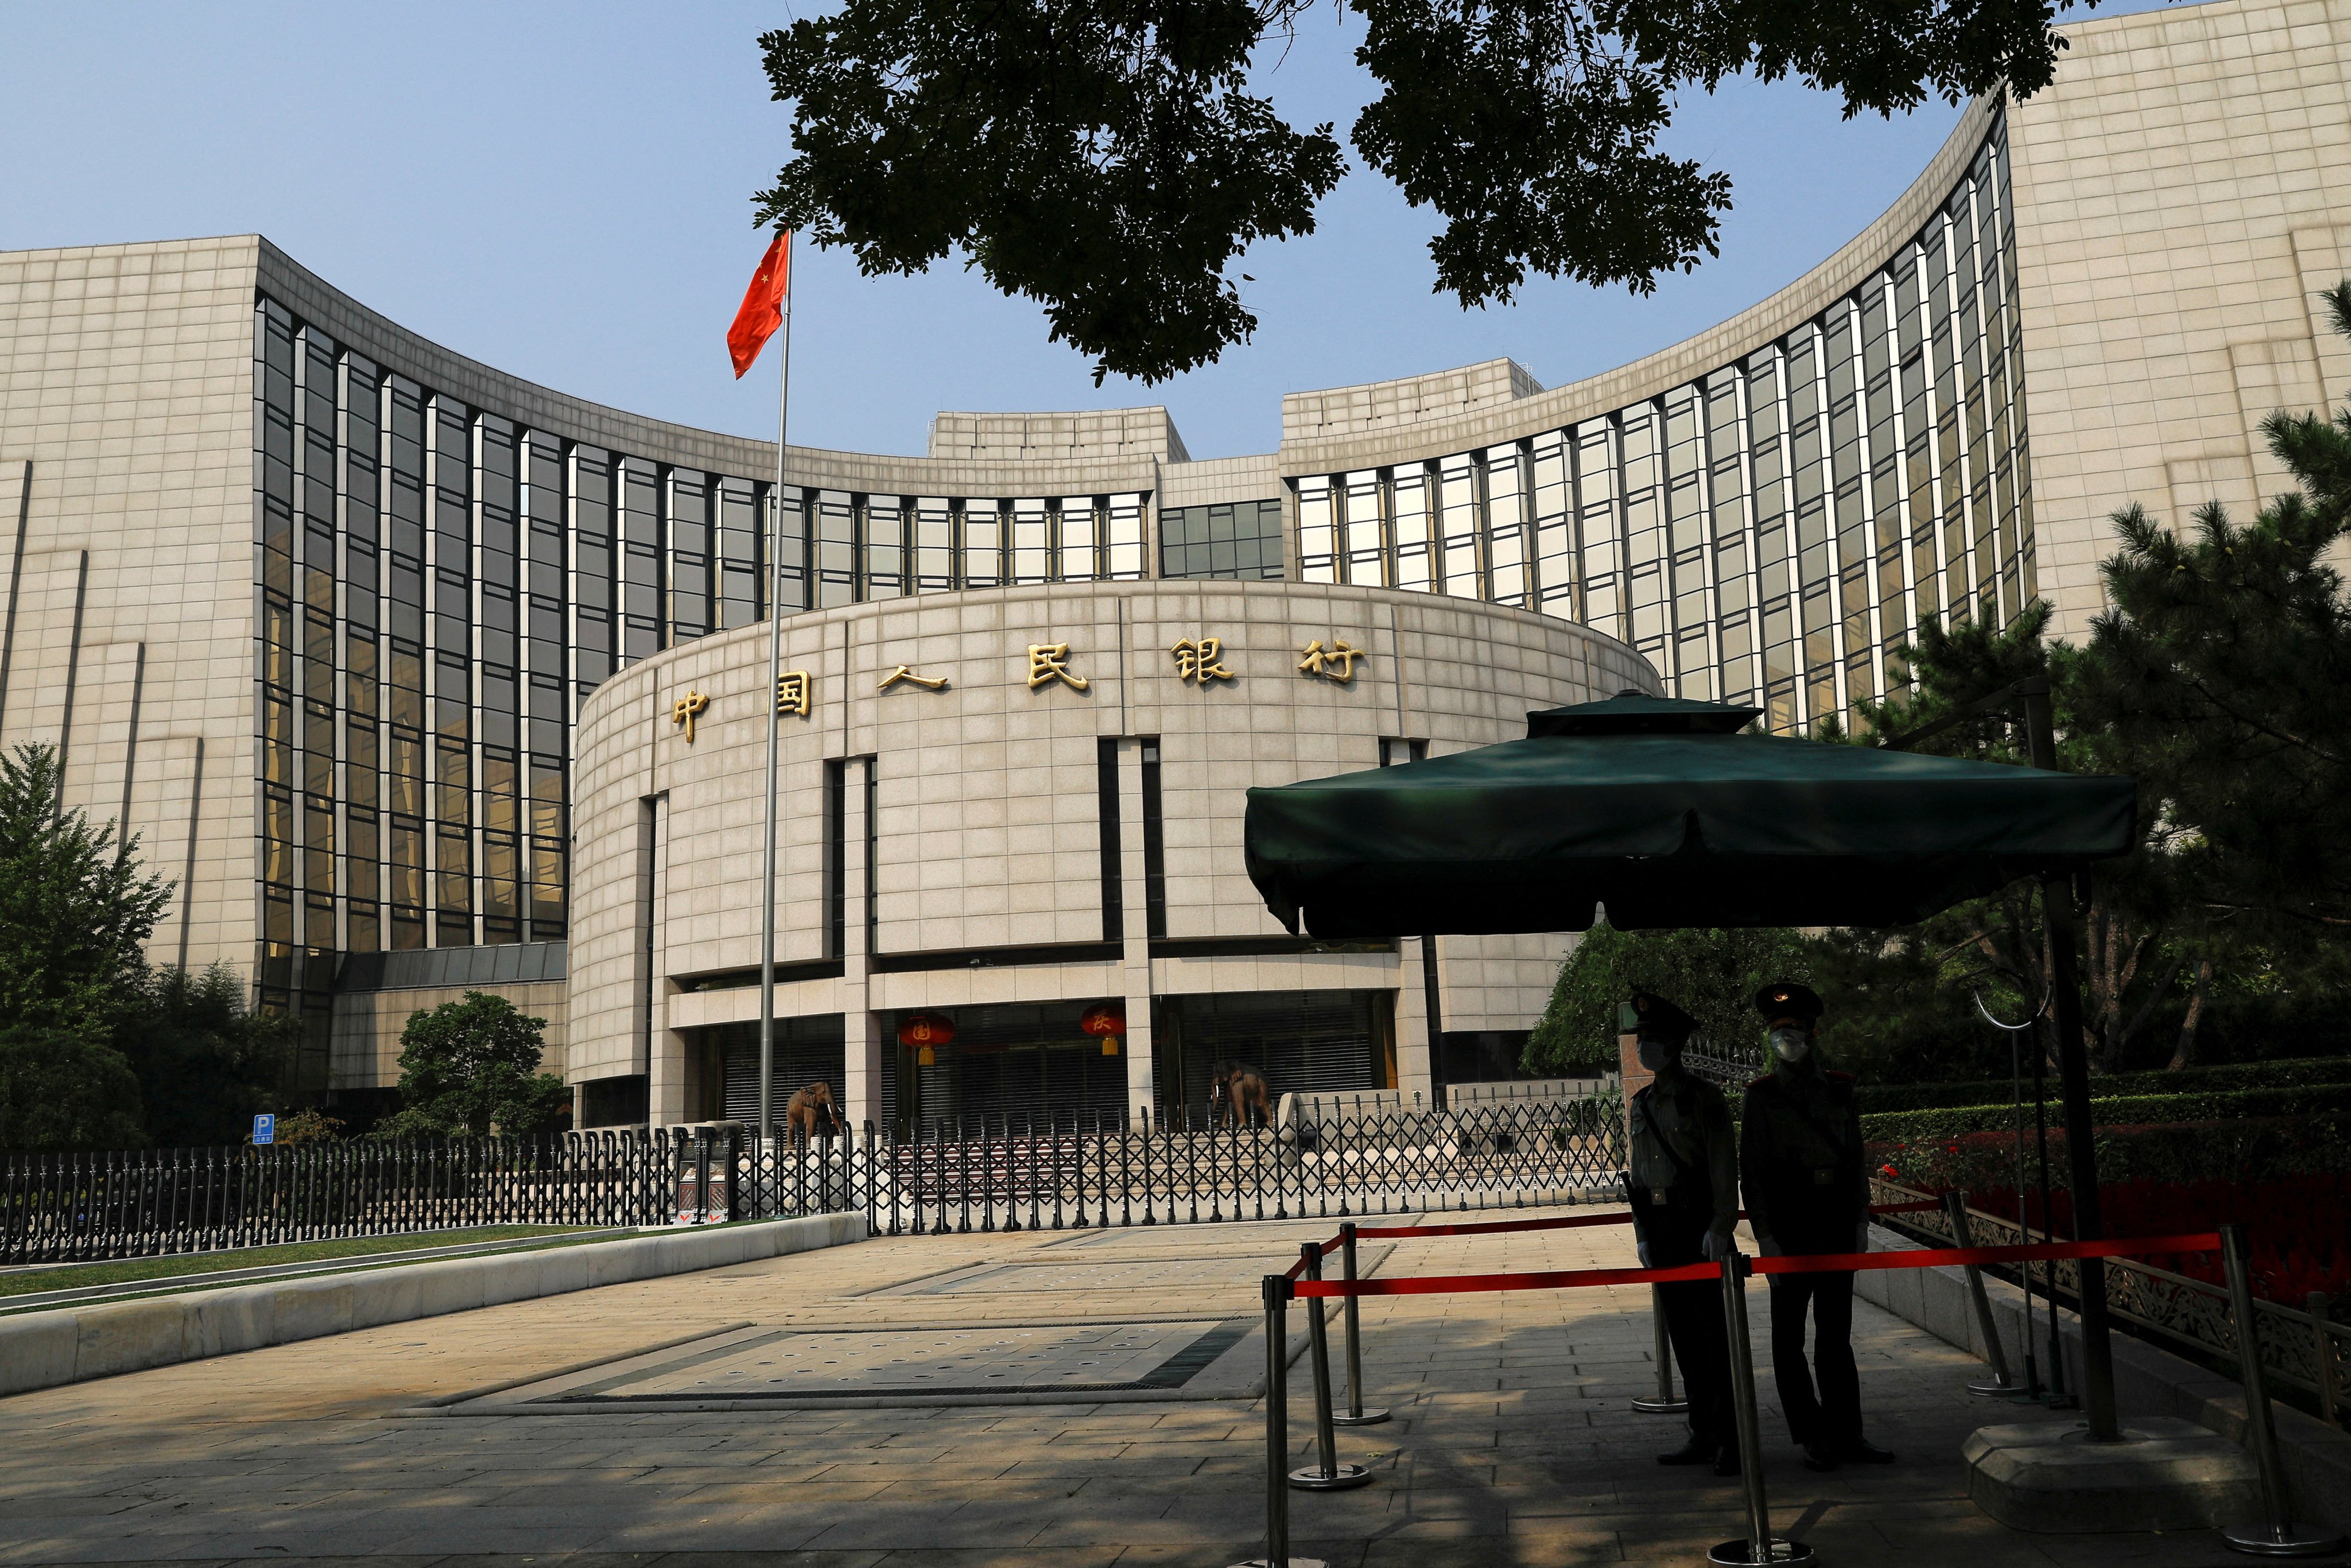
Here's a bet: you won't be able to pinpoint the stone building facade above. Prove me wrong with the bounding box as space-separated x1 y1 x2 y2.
568 580 1650 1128
0 0 2338 1122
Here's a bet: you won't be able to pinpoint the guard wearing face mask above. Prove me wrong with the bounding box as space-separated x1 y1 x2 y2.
1740 981 1894 1471
1623 990 1741 1474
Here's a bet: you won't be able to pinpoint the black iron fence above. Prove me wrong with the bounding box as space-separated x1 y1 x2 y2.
1 1134 678 1265
728 1093 1627 1235
3 1092 1625 1266
1870 1177 2347 1430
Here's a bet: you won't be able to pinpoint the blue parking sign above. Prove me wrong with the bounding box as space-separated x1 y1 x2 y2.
253 1113 276 1145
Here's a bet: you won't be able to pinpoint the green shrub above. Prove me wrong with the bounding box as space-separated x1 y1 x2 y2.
1860 1082 2351 1144
0 1024 146 1151
1853 1055 2351 1115
1870 1113 2351 1192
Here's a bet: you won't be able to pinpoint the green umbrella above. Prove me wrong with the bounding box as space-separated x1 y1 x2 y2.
1243 693 2136 937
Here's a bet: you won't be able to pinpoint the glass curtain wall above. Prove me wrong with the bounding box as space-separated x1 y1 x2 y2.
1294 122 2031 735
251 294 1151 1021
1158 500 1285 580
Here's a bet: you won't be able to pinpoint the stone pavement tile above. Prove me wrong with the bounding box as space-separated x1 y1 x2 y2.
0 1208 2253 1567
794 1501 1056 1553
1358 1527 1624 1566
857 1551 1157 1567
678 1482 900 1505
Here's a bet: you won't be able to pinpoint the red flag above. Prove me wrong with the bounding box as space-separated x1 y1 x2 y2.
727 232 790 378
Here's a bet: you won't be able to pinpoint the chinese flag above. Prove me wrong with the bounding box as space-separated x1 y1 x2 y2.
727 232 790 378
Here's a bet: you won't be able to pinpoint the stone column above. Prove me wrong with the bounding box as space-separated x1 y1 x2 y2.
642 792 691 1127
841 756 887 1131
1118 736 1157 1123
1395 937 1435 1106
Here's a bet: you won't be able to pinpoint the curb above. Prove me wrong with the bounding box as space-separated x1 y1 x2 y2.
0 1211 866 1399
1857 1222 2351 1536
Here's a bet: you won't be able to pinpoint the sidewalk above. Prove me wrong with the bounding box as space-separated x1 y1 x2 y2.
0 1208 2234 1566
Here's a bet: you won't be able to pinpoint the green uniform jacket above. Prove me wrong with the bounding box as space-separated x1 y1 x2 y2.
1628 1072 1740 1264
1739 1064 1870 1256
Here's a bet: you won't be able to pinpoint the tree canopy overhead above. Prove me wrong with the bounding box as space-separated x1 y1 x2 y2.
755 0 2088 382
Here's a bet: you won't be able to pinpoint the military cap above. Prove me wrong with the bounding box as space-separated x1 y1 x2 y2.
1624 990 1696 1045
1753 980 1824 1023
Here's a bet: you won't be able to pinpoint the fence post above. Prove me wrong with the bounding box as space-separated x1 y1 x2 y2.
1288 1244 1373 1492
2311 1293 2341 1433
1632 1284 1688 1414
1710 1252 1814 1567
1332 1223 1388 1427
2218 1223 2347 1556
1944 1190 2019 1396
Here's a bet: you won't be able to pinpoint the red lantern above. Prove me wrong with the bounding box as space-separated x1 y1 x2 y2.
1080 1002 1124 1057
899 1011 955 1066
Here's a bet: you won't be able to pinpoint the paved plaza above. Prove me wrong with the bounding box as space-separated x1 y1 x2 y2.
0 1210 2232 1566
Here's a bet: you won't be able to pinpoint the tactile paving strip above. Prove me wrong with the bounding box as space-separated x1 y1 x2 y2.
526 1319 1252 1403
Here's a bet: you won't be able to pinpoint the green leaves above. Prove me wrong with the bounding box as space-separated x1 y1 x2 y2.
755 0 1343 383
1522 921 1813 1076
1352 0 1727 309
0 1026 149 1152
755 0 2076 379
0 743 172 1039
113 964 296 1148
379 991 567 1139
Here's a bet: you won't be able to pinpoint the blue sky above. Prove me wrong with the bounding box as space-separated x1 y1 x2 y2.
1 2 2175 460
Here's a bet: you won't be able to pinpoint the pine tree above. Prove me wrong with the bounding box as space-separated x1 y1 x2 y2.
0 742 173 1148
2077 282 2351 945
0 742 172 1034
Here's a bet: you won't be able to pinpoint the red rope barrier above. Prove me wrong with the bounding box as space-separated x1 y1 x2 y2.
1347 1198 1942 1241
1294 1259 1720 1296
1289 1232 2222 1299
1752 1232 2221 1278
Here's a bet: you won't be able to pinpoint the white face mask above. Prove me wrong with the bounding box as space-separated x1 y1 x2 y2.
1770 1026 1811 1064
1636 1039 1675 1073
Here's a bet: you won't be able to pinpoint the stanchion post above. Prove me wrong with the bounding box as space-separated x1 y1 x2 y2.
1290 1244 1373 1491
1945 1190 2019 1396
2311 1293 2341 1433
1710 1252 1814 1568
1632 1283 1689 1414
2218 1223 2347 1557
1333 1222 1390 1426
1231 1275 1332 1568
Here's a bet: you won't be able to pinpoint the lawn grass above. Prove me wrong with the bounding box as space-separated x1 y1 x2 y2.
0 1223 609 1298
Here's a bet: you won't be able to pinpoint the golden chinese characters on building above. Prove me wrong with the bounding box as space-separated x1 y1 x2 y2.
1169 636 1234 685
1026 643 1088 691
669 690 709 742
1299 639 1367 683
775 671 813 717
876 664 949 693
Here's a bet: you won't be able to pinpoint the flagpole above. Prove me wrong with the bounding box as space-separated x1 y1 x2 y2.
758 241 793 1146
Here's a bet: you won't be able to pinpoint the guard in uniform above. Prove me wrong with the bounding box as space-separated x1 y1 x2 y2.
1623 991 1741 1474
1739 981 1896 1470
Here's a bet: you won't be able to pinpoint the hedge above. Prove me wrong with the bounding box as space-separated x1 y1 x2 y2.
1857 1081 2351 1144
1852 1054 2351 1115
1868 1114 2351 1192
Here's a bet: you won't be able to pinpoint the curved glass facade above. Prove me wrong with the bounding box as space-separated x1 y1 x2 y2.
245 116 2027 1010
251 295 1147 974
1294 121 2031 733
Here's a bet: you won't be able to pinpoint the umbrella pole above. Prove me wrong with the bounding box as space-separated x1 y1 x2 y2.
1421 934 1447 1112
2024 684 2120 1444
